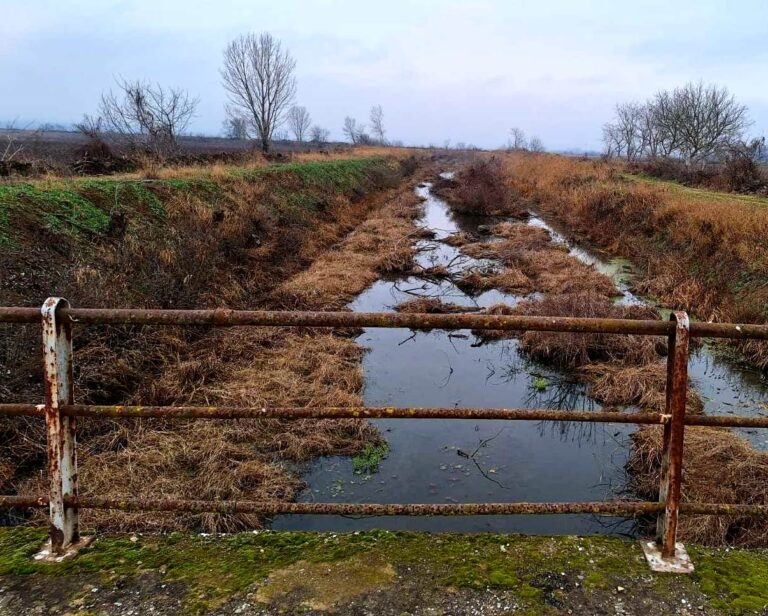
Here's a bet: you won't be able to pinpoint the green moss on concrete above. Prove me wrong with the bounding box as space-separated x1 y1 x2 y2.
690 546 768 612
2 529 767 614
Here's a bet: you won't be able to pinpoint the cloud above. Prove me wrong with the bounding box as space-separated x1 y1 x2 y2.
1 0 765 148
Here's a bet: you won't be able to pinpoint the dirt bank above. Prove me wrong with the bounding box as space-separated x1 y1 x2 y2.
1 528 767 615
0 156 424 531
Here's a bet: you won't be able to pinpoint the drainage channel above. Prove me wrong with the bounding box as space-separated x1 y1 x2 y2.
272 177 637 534
273 174 768 533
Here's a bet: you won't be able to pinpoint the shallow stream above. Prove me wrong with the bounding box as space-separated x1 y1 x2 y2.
273 176 768 535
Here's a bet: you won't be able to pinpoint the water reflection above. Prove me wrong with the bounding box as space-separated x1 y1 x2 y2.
272 176 768 535
273 180 635 535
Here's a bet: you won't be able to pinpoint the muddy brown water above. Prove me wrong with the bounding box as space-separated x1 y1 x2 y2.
272 177 768 535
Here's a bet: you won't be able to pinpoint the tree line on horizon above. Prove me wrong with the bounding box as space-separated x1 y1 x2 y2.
602 81 765 168
65 32 392 158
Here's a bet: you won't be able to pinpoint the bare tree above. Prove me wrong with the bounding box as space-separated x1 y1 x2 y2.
602 123 622 158
529 136 545 152
343 116 366 144
287 105 311 142
222 105 249 139
723 136 767 191
74 114 103 140
98 78 198 157
310 125 330 145
1 120 27 162
221 32 297 153
369 104 386 144
508 127 527 150
673 82 750 165
222 114 249 140
616 102 645 161
604 82 752 165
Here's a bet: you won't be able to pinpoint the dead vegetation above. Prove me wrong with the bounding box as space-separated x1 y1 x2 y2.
473 293 664 367
270 189 423 310
458 222 617 297
491 152 768 547
500 152 768 369
22 330 379 532
433 158 526 216
394 298 474 314
2 156 424 531
630 425 768 547
583 361 703 414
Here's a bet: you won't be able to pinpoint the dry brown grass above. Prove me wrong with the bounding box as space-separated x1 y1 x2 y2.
461 224 551 259
582 361 703 415
443 232 474 248
394 298 476 314
22 330 378 531
474 294 664 367
629 425 768 547
4 158 425 530
514 294 664 367
60 184 421 531
92 146 423 182
500 152 768 368
269 189 422 310
458 222 616 298
434 158 527 216
487 268 534 294
492 153 768 547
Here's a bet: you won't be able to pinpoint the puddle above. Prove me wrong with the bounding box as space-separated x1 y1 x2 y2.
272 175 768 534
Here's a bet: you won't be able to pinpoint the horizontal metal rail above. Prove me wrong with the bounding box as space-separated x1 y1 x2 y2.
3 299 768 567
2 306 768 339
2 496 768 518
2 404 768 428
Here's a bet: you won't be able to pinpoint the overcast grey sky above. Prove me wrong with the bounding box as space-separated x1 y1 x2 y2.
2 0 767 150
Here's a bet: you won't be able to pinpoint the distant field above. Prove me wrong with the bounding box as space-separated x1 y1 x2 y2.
0 129 349 168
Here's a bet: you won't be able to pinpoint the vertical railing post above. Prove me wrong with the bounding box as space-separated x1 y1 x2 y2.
41 297 79 554
656 310 690 558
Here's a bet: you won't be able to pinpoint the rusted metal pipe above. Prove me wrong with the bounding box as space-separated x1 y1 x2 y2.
2 306 768 338
41 298 80 554
61 405 667 424
65 497 665 516
688 321 768 340
657 311 690 558
0 306 674 334
4 404 768 428
3 495 768 518
4 403 768 428
0 404 45 417
0 307 40 323
0 495 49 508
685 415 768 428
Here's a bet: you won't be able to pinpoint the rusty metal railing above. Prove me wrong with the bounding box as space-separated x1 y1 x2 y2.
2 299 768 569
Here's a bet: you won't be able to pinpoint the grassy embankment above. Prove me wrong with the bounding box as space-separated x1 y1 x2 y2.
0 154 423 532
501 153 768 368
457 154 768 547
0 528 767 614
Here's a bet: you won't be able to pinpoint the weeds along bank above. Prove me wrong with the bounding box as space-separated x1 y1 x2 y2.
0 155 423 531
440 159 768 547
500 152 768 369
